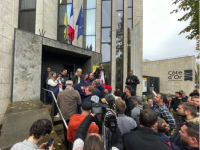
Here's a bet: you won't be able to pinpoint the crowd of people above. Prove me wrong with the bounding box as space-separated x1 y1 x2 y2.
11 63 199 150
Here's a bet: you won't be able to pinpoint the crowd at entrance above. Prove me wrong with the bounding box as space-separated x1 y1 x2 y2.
11 63 199 150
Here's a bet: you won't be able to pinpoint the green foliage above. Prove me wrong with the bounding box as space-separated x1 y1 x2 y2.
171 0 199 51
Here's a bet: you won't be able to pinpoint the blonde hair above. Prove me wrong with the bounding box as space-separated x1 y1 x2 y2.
47 71 56 81
115 98 126 114
156 117 170 133
95 79 100 84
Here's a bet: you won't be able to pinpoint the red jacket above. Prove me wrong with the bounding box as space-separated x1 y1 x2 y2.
67 114 99 143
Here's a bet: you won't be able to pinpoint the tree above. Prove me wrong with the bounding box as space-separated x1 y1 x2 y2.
171 0 199 51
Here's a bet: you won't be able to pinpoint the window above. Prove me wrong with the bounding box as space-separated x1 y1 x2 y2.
83 0 96 51
102 1 111 27
19 0 36 33
57 0 73 44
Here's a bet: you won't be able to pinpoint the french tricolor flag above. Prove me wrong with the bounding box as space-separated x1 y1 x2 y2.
68 2 74 41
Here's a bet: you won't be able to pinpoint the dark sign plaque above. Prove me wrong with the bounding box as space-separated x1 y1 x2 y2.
184 70 193 81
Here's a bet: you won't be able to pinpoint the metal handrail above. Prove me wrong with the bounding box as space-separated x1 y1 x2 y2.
43 88 68 129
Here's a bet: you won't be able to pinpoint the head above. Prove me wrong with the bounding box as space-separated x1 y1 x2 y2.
88 72 94 80
92 80 98 87
147 98 153 106
84 133 104 150
179 122 199 147
166 95 172 102
61 69 67 76
81 102 92 116
193 89 199 94
85 86 95 96
77 68 82 76
115 98 126 114
182 92 187 98
175 92 182 98
155 117 170 133
95 79 100 85
65 80 73 87
29 119 52 140
85 74 89 80
154 93 164 105
126 89 135 98
143 104 152 110
129 70 133 76
47 67 51 72
133 96 143 105
191 96 199 108
48 71 56 81
140 109 158 130
80 74 86 81
99 63 103 68
104 85 112 93
124 85 132 93
176 102 197 117
114 89 122 97
188 96 192 103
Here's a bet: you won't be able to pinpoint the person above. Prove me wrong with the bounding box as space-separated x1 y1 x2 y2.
94 63 105 79
170 91 186 124
59 69 68 90
95 79 105 98
11 119 53 150
72 68 82 86
171 122 199 150
92 80 102 98
44 67 51 103
83 86 100 104
57 80 81 147
147 98 154 110
191 96 199 112
67 102 99 143
154 93 175 132
47 71 60 117
189 89 199 97
125 89 135 117
75 74 90 103
115 98 137 135
125 70 140 94
143 104 152 110
163 96 170 108
154 118 171 146
114 89 122 100
121 85 132 102
131 96 143 126
104 85 114 97
166 95 172 110
87 72 95 85
123 109 171 150
84 74 89 82
181 91 188 102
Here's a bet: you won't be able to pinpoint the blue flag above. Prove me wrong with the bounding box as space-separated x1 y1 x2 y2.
76 5 83 39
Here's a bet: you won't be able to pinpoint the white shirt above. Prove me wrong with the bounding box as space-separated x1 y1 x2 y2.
78 76 80 84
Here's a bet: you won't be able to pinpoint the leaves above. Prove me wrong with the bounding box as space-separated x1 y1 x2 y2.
171 0 199 51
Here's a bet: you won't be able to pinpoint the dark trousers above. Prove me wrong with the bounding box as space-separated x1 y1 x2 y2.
63 120 72 150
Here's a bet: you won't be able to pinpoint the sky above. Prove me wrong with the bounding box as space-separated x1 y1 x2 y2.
143 0 198 61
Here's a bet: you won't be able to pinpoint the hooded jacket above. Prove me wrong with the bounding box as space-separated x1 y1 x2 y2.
67 114 99 143
97 84 105 98
83 94 100 104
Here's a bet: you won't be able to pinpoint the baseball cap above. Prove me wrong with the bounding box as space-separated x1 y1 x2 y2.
105 85 112 91
82 102 92 111
133 96 143 104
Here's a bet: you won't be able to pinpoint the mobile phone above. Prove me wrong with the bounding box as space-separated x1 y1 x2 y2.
45 138 54 150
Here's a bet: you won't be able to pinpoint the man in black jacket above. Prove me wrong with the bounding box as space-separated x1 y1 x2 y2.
123 109 171 150
59 69 68 90
94 63 105 79
125 70 140 94
124 88 135 117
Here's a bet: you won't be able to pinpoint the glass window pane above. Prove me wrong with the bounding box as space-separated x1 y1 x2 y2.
128 8 132 19
84 36 96 51
102 28 111 42
67 0 72 3
20 0 36 9
84 0 96 9
117 0 123 10
116 11 123 30
128 19 132 29
128 0 132 7
84 9 96 35
59 4 72 25
102 1 111 27
102 44 111 62
19 11 36 33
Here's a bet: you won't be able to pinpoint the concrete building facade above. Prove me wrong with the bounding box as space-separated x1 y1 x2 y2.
0 0 143 124
143 56 196 95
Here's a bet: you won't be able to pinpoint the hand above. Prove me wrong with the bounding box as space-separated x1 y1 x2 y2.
92 122 96 125
57 77 60 81
39 142 47 149
90 113 96 117
128 79 130 82
130 80 133 83
49 144 53 150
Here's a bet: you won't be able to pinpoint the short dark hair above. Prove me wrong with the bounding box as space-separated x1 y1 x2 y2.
140 109 158 128
143 104 152 110
114 89 122 97
147 98 153 102
99 63 103 65
125 85 132 92
80 74 85 80
178 102 197 116
185 122 199 142
130 89 136 96
61 69 67 73
84 134 104 150
29 119 52 139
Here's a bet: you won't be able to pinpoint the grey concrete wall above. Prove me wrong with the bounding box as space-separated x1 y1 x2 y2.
143 56 196 95
0 0 19 124
35 0 58 40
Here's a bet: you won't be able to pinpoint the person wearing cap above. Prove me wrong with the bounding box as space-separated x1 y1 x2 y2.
67 102 99 143
83 86 100 104
131 96 143 126
104 85 115 97
72 68 82 87
57 80 81 147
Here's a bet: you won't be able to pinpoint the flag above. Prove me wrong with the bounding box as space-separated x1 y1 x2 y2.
100 72 105 86
68 2 75 41
59 80 63 92
64 4 68 40
76 5 83 39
